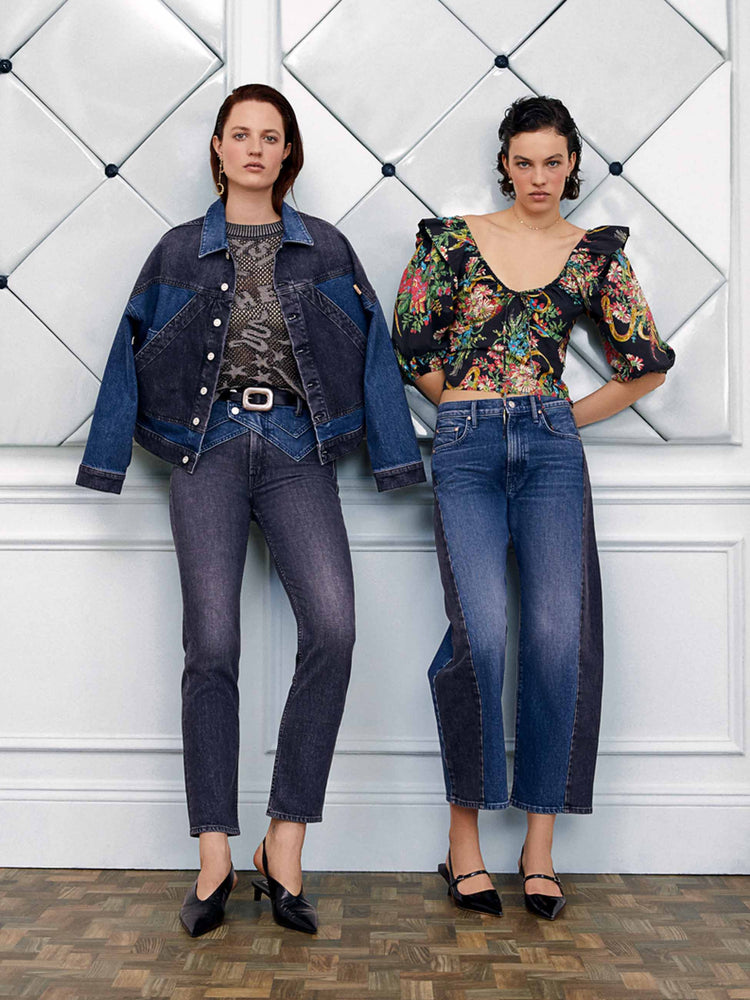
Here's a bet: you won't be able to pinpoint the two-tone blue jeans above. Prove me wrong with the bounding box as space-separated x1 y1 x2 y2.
428 395 603 814
168 420 355 834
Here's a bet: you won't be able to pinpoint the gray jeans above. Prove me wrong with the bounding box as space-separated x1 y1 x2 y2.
168 429 355 832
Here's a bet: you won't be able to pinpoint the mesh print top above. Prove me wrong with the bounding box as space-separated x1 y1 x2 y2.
391 217 675 398
217 220 304 397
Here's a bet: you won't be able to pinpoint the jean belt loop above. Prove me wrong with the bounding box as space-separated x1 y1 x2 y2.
530 394 538 422
470 399 478 428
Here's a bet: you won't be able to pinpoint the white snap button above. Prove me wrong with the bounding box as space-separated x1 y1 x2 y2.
508 400 515 408
231 406 240 415
220 282 229 291
206 352 215 361
192 417 200 426
213 318 221 327
182 456 189 464
200 387 208 395
225 252 230 260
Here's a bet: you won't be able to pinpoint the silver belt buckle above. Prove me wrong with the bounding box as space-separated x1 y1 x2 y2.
242 386 273 411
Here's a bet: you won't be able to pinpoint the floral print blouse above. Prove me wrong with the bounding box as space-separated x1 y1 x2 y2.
391 217 675 398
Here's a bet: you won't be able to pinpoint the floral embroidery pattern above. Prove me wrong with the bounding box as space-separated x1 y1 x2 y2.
392 218 675 398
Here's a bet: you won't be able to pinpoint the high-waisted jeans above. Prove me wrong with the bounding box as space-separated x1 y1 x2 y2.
429 395 603 814
168 428 355 834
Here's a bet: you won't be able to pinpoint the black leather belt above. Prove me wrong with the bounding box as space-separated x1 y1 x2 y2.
218 386 303 411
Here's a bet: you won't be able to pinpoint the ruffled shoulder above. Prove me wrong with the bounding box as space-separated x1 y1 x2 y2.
579 224 629 257
416 216 474 276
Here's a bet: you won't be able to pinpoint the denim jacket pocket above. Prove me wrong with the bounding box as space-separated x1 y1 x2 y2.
134 292 208 371
302 284 367 355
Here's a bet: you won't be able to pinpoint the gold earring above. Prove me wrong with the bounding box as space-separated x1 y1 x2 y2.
216 157 225 196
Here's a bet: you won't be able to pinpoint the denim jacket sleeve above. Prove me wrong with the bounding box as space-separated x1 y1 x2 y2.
341 235 426 492
75 243 160 494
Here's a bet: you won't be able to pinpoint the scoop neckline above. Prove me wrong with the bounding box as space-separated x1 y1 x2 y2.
456 216 593 295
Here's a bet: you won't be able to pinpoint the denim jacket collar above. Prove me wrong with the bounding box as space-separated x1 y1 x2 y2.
198 198 314 258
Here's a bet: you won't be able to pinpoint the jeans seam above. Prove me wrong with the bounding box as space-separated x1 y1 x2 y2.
447 795 509 810
565 450 589 811
433 492 485 804
253 506 306 816
190 824 241 837
509 797 592 815
266 809 323 823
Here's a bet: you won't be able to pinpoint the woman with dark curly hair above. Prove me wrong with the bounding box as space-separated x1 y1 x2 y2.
392 96 674 920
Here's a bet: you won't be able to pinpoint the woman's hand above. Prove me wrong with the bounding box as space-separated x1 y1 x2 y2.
571 371 667 427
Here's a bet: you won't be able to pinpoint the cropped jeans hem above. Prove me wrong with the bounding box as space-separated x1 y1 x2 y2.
266 808 322 823
190 824 241 838
447 795 510 810
509 797 593 815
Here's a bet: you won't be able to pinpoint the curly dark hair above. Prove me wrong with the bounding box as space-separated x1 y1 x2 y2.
211 83 304 215
496 96 582 200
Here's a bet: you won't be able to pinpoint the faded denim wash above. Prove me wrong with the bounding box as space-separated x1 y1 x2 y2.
169 426 355 831
76 198 425 495
429 395 603 814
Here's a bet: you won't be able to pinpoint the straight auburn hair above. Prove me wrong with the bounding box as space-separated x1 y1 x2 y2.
210 84 304 215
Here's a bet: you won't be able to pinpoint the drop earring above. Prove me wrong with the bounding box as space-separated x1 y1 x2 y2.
216 157 225 196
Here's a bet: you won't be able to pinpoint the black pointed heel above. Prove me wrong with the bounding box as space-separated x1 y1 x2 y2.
437 850 503 916
179 863 236 937
251 837 318 934
518 845 566 920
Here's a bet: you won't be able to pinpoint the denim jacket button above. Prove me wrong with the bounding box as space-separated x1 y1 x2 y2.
288 313 299 321
220 282 229 291
200 387 208 395
182 456 189 464
206 352 215 361
192 417 200 426
231 406 240 415
225 251 230 259
213 318 221 327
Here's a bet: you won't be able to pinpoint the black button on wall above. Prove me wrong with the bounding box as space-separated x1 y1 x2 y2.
494 54 509 68
609 161 623 175
0 60 12 73
0 276 7 289
381 163 396 177
104 163 119 177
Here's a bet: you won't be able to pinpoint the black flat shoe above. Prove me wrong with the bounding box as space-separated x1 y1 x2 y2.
518 845 566 920
251 837 317 934
438 850 503 916
179 864 236 937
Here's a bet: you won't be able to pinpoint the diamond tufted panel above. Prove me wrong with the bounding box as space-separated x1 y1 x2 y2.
1 0 227 445
0 0 734 446
282 0 732 443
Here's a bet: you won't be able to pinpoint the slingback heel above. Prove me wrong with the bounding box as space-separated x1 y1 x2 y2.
251 837 317 934
518 844 566 920
179 864 236 937
437 850 503 916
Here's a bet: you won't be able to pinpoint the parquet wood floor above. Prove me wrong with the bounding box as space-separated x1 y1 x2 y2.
0 868 748 1000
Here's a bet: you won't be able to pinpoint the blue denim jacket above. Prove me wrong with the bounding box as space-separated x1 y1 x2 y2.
75 199 426 494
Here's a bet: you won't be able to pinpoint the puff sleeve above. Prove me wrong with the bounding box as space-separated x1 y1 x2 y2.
391 219 456 385
583 228 675 383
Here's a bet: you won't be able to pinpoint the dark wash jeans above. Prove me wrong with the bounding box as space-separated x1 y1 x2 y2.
429 395 603 814
168 427 355 833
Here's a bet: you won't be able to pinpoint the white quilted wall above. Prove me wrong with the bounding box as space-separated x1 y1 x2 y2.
0 0 748 872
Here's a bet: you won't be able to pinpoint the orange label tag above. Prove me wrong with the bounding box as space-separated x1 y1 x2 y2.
353 283 362 295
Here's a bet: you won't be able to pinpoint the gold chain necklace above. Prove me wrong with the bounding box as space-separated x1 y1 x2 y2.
513 206 563 231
